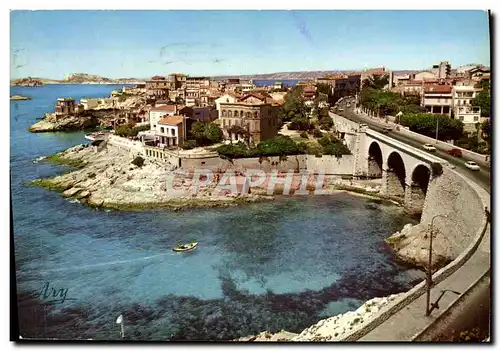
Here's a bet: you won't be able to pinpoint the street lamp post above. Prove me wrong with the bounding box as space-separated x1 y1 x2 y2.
426 214 449 316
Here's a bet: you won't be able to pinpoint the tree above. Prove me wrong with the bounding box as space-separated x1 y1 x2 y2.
190 121 223 146
473 81 491 117
480 119 491 151
400 113 464 141
203 123 223 144
362 74 390 90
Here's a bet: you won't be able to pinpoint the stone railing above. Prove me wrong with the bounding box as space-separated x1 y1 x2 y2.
343 166 490 341
107 134 145 155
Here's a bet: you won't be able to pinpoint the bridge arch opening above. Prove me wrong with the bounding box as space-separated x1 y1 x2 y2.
386 152 406 198
411 164 431 195
406 164 431 214
368 142 383 178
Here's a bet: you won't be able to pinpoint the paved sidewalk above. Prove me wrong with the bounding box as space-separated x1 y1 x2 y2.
358 225 490 341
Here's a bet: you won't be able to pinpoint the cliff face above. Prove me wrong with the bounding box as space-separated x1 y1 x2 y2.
28 113 99 133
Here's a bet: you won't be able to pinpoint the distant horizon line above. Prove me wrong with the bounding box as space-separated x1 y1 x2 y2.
11 63 489 81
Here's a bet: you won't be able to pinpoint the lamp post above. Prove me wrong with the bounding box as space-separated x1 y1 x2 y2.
426 214 449 316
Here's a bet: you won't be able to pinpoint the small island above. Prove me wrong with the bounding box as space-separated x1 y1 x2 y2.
10 95 32 101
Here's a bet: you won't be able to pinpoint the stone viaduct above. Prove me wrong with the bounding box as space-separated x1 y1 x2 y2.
333 115 449 215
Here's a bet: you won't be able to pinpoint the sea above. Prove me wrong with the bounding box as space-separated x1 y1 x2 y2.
11 84 420 341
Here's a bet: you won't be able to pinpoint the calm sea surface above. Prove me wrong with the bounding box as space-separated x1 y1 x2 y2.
11 84 419 340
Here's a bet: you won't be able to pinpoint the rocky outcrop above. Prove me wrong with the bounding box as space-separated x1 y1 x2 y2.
32 143 272 210
385 223 454 271
10 95 31 101
235 293 403 342
10 77 43 86
28 95 147 133
28 113 99 133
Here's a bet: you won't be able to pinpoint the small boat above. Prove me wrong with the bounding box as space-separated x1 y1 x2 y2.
173 242 198 252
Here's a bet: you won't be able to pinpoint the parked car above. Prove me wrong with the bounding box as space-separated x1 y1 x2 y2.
422 144 436 152
465 161 480 171
447 148 463 157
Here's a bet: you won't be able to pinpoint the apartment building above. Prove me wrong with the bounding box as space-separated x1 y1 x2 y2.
422 85 453 116
218 98 279 143
452 85 481 130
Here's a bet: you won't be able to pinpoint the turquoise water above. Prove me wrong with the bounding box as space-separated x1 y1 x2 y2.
12 85 419 340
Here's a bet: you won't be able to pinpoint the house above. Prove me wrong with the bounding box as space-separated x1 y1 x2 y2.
55 98 76 116
215 93 240 116
155 100 170 107
149 105 180 131
168 73 187 90
469 66 490 80
185 89 201 106
430 61 451 79
302 85 317 101
155 115 188 148
422 85 453 116
145 76 171 99
179 106 218 122
414 71 438 81
218 99 279 144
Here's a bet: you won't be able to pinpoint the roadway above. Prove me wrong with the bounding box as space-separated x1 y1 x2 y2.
330 102 491 193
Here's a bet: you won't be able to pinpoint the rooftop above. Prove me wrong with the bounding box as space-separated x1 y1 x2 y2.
158 115 185 125
151 105 178 112
424 85 453 94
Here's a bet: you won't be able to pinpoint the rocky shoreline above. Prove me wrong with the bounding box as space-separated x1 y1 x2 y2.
235 293 404 342
31 142 442 343
31 143 275 210
28 94 147 133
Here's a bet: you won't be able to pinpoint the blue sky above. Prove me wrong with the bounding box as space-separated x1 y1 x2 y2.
10 10 490 79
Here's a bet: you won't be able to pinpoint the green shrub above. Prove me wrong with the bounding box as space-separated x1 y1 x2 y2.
181 140 197 150
312 128 323 138
299 131 308 138
131 156 145 168
319 116 334 130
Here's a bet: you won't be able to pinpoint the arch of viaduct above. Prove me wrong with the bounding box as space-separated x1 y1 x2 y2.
353 128 448 214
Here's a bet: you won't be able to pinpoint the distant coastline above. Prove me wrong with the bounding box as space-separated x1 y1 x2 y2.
11 69 427 87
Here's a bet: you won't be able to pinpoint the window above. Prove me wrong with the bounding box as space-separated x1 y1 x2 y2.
246 112 251 118
474 116 479 121
161 127 165 133
222 110 227 117
228 111 233 118
172 128 176 136
153 124 156 128
254 111 259 118
234 111 239 117
459 116 464 121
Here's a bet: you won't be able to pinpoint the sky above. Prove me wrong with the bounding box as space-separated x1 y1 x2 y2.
10 10 491 79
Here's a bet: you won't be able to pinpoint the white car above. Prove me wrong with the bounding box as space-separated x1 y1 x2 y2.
422 144 436 152
465 161 480 171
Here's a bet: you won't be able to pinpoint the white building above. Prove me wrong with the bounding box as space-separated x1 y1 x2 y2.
149 105 178 131
155 115 186 147
452 85 481 130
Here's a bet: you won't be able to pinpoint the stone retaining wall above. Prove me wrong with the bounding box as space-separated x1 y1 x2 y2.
343 166 489 341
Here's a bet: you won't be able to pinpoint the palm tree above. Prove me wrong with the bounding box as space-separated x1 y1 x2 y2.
362 74 390 90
